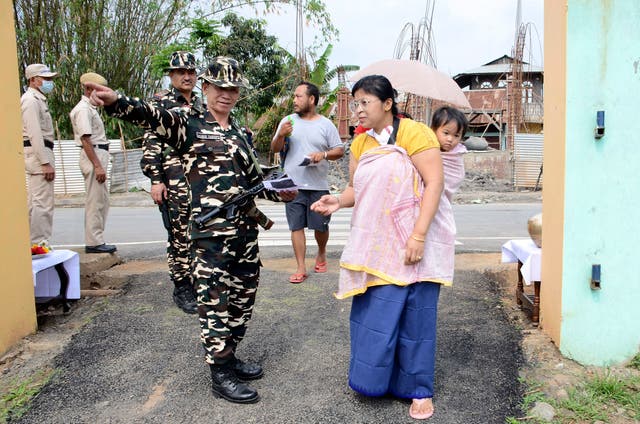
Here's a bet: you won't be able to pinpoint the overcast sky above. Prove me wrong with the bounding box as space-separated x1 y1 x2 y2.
240 0 544 79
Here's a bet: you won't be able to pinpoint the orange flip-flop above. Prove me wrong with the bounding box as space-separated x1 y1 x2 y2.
314 261 327 273
289 273 308 284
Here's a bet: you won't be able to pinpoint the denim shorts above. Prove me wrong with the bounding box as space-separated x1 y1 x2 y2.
285 189 331 231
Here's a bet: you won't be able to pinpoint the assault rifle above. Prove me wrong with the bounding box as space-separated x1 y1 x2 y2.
156 174 175 245
193 171 289 230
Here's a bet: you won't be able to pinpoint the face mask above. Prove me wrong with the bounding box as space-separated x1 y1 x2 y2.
40 80 54 94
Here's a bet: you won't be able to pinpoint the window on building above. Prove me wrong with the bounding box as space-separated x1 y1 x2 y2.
522 81 533 103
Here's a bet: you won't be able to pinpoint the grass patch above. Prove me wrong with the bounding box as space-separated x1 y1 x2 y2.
555 372 640 422
509 372 640 423
629 352 640 370
505 378 550 423
516 377 547 409
0 369 55 423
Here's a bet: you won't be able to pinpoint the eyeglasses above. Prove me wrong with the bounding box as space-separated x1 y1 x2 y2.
349 98 379 112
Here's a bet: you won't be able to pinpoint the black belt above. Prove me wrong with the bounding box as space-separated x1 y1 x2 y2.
24 139 54 149
79 144 109 151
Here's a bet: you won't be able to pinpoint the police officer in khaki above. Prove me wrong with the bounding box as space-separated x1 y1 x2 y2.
21 64 58 245
69 72 117 254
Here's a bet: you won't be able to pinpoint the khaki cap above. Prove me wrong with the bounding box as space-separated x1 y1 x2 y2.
80 72 108 86
199 56 250 88
25 64 58 80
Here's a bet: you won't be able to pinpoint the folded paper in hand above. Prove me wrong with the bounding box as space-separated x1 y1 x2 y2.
298 156 318 167
262 175 298 192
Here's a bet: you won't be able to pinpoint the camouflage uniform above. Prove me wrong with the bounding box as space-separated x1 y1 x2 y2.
106 71 280 367
141 87 202 287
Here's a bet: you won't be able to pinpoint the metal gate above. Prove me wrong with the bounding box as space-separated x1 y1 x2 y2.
47 140 148 194
513 133 543 189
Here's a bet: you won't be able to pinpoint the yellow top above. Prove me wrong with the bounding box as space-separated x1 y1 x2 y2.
350 118 439 160
340 119 444 297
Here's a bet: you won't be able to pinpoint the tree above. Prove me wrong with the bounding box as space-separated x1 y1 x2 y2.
149 13 295 125
14 0 191 142
12 0 337 143
252 44 359 152
214 13 291 120
306 44 359 114
208 0 338 43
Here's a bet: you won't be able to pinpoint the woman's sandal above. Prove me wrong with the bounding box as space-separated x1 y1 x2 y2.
409 398 434 420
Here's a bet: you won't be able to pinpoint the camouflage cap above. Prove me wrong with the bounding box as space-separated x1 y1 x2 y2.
164 51 197 71
199 56 250 88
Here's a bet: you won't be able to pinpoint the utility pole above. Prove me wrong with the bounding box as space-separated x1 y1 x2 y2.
295 0 307 78
393 0 437 123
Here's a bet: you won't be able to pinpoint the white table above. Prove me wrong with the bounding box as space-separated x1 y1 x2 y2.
32 249 80 312
501 239 541 324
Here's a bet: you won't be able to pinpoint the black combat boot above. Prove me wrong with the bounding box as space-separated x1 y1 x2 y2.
210 363 260 404
230 357 263 380
172 280 197 314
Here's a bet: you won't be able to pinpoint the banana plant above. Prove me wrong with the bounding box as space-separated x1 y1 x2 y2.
307 44 359 115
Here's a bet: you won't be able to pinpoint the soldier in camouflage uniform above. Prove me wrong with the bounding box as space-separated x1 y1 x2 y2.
141 51 201 314
88 57 296 404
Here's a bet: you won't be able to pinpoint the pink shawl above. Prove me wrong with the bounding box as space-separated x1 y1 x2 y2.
337 145 457 299
442 143 467 202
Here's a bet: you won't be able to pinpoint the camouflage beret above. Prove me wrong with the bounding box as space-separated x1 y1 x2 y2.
165 51 197 71
80 72 108 86
199 56 250 88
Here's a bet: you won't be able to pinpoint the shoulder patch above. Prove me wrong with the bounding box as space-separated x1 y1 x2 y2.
153 89 170 100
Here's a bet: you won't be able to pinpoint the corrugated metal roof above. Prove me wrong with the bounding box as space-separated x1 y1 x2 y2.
513 133 544 189
50 139 121 194
456 63 544 77
30 139 150 195
110 148 150 193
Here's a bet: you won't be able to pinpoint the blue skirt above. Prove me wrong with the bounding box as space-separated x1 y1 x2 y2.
348 282 440 399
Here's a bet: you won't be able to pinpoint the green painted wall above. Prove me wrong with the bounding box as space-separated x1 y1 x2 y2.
561 1 640 365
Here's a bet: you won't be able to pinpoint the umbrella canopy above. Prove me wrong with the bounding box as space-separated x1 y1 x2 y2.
350 59 471 110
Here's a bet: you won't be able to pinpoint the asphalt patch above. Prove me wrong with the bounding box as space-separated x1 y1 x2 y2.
16 263 523 423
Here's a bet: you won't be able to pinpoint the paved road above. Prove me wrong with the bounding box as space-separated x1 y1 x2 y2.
52 203 541 256
17 257 523 424
19 201 532 423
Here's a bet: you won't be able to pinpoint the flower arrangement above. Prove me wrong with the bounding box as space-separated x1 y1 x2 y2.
31 240 52 255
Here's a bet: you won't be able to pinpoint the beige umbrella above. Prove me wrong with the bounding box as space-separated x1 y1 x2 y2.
350 59 471 110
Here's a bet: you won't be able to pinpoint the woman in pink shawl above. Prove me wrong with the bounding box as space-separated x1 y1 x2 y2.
312 75 449 420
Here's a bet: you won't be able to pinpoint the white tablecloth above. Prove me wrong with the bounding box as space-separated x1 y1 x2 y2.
501 239 541 285
32 249 81 299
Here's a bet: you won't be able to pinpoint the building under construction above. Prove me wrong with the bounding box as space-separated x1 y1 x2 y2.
453 55 544 150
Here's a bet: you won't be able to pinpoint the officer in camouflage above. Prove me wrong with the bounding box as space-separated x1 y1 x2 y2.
141 51 201 314
87 56 296 404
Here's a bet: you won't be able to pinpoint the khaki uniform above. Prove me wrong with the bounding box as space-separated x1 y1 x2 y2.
69 96 111 246
21 87 55 244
